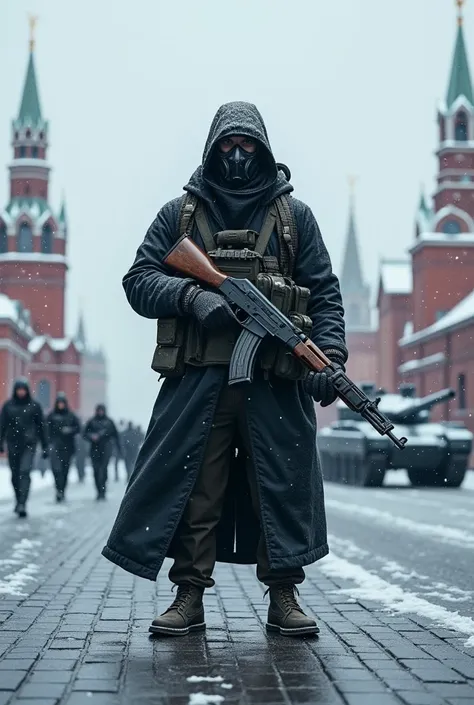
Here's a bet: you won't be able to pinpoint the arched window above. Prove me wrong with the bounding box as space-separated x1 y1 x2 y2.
41 223 53 253
37 379 51 410
0 222 7 253
439 117 446 142
442 218 462 234
32 146 38 158
455 111 468 141
19 146 26 158
17 221 33 252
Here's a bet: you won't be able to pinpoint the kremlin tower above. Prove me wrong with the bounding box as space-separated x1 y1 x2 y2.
0 19 107 416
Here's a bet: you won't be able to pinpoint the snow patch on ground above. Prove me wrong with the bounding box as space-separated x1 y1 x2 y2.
187 677 224 683
319 552 474 648
0 538 42 596
326 498 474 549
188 695 225 705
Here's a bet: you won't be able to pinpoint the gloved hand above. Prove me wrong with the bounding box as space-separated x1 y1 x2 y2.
182 285 236 330
42 448 49 459
304 361 343 407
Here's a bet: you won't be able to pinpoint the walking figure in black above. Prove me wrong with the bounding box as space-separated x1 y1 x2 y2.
75 426 87 483
121 421 142 481
0 378 49 518
83 404 120 500
47 392 80 503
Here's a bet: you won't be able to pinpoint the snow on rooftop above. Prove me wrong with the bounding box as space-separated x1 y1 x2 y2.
400 288 474 346
28 336 76 355
0 293 34 336
0 253 67 264
380 260 413 295
411 232 474 250
398 352 445 374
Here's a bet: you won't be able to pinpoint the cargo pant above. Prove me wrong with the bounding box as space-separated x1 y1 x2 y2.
169 384 305 588
50 445 74 495
8 445 36 506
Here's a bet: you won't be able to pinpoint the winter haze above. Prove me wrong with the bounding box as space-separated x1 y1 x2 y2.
0 0 467 426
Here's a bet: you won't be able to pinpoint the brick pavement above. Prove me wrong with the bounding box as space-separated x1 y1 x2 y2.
0 481 473 705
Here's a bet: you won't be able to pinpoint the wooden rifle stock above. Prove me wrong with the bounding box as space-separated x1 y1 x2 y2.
164 236 227 288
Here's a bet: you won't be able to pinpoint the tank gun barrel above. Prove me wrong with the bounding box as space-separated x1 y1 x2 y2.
390 387 456 422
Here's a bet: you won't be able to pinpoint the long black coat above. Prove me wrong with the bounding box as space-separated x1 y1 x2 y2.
47 408 80 453
102 102 347 581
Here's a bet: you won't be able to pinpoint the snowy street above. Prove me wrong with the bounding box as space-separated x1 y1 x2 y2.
0 467 473 705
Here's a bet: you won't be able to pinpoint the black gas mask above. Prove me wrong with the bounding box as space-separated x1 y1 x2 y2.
218 144 259 186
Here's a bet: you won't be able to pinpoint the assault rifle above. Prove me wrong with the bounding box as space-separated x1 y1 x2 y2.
164 236 408 450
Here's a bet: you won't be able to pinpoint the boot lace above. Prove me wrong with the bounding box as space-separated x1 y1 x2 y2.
265 584 303 614
168 584 194 613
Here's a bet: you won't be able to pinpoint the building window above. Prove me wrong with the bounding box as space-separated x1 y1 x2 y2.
17 221 33 252
41 223 53 253
19 145 26 158
457 373 467 410
455 111 468 141
37 379 52 410
439 118 446 142
435 310 448 321
0 223 7 253
442 219 462 234
32 146 38 158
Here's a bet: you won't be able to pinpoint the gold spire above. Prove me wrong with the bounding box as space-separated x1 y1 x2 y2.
456 0 466 26
28 15 38 52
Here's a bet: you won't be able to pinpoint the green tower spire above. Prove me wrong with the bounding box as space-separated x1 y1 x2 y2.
446 2 474 107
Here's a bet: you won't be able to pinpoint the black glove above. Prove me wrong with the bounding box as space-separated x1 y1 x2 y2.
304 361 344 407
42 448 49 459
182 285 236 330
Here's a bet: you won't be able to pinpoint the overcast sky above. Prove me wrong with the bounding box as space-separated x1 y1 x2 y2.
1 0 470 425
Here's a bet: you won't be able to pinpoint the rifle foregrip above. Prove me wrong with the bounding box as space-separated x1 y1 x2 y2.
228 329 262 385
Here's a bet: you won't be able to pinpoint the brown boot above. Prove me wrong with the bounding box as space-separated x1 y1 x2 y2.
266 584 319 637
149 584 205 636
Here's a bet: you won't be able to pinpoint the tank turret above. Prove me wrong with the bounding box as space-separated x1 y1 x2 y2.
377 387 456 424
319 385 472 489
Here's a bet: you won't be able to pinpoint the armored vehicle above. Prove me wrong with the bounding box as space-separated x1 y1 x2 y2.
318 383 473 488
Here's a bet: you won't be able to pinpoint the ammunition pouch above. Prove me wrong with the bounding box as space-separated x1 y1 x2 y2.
151 317 186 378
151 198 307 380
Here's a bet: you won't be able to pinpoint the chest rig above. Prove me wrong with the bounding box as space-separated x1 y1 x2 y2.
151 193 312 380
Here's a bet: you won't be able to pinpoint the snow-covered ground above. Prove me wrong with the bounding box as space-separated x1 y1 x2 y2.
321 469 474 652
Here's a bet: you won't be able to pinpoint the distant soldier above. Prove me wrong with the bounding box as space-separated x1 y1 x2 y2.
121 421 141 480
0 378 49 518
83 404 120 500
75 424 87 483
47 392 81 503
113 419 126 482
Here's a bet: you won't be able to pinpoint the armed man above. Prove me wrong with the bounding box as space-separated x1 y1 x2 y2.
103 102 348 638
0 378 49 518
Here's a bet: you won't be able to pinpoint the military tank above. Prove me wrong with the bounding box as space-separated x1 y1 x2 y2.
318 382 473 488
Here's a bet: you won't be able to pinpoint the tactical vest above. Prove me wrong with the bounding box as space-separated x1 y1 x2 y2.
151 193 312 381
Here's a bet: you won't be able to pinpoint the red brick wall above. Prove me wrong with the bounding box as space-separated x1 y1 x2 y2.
411 245 474 332
434 189 474 215
11 178 48 199
0 262 67 337
377 292 412 392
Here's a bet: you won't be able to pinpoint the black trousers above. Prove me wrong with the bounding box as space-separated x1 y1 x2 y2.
8 445 36 506
169 384 305 588
123 451 136 480
50 445 74 494
91 447 112 496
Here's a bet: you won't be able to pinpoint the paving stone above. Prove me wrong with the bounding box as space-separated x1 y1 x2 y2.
398 693 446 705
72 679 119 692
0 669 28 690
28 670 74 683
18 682 67 698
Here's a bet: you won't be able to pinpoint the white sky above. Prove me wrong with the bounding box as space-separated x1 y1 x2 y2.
1 0 470 426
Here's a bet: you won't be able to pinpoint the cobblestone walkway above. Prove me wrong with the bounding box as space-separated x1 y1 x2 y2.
0 479 473 705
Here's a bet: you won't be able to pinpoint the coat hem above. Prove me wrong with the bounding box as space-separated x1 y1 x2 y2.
101 545 158 581
269 542 329 570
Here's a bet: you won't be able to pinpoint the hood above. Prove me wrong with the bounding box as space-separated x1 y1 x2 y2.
184 101 293 210
54 391 69 412
95 403 106 416
12 377 31 401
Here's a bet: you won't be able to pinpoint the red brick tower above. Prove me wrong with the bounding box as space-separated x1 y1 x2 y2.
411 0 474 332
0 22 67 339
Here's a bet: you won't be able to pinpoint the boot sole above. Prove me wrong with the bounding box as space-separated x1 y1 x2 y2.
148 622 206 636
266 622 319 637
